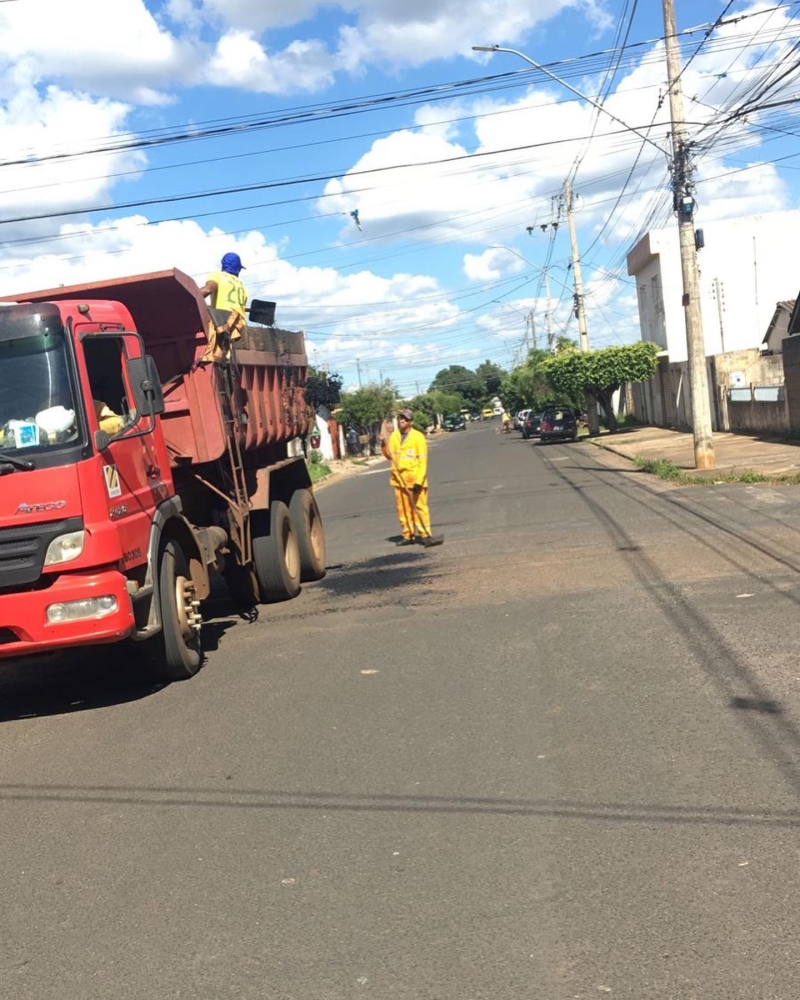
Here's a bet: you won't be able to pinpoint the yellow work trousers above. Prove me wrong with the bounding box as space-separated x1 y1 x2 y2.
394 485 431 539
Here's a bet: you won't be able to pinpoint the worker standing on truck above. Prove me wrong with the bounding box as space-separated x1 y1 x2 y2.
380 409 440 546
198 252 249 362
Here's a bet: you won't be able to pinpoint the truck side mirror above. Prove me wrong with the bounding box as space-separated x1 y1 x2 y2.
128 355 165 417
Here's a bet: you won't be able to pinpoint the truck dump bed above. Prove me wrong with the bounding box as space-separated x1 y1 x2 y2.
6 268 310 466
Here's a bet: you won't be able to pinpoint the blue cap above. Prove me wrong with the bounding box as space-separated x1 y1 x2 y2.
221 252 245 275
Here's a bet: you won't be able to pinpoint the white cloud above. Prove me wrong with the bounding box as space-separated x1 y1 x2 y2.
194 0 323 32
0 84 143 236
0 0 194 103
463 248 524 282
207 32 338 93
195 0 606 69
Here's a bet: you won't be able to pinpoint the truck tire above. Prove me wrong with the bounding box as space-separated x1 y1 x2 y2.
289 488 326 582
253 501 301 602
145 539 203 681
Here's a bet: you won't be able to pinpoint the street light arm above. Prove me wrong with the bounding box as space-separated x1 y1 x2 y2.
472 44 668 155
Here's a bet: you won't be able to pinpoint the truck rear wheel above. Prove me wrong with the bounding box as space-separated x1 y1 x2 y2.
145 539 203 681
290 488 326 582
253 501 301 602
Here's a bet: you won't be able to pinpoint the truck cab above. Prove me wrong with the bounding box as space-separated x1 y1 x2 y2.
0 298 176 661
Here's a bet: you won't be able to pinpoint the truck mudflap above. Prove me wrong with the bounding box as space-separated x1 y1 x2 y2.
0 567 135 659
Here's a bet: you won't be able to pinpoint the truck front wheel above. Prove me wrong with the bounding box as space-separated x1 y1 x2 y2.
145 539 204 681
253 501 301 602
290 488 327 581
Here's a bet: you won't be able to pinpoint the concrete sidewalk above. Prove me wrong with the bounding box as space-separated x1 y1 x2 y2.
590 424 800 478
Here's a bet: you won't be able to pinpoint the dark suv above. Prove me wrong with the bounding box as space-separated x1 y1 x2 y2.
521 412 541 439
539 405 577 442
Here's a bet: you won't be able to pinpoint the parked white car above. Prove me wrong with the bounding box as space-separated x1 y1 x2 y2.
514 408 531 431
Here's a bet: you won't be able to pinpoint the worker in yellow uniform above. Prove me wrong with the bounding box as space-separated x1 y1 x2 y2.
198 252 249 361
380 409 442 546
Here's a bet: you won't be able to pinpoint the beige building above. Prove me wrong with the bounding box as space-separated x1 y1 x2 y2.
627 209 800 362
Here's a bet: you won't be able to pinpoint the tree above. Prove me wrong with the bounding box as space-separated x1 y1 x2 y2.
554 335 578 354
409 391 463 428
542 342 659 433
499 349 553 412
429 365 484 407
336 383 397 452
476 360 506 397
303 368 343 410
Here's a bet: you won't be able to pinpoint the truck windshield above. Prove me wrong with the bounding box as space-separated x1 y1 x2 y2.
0 305 81 456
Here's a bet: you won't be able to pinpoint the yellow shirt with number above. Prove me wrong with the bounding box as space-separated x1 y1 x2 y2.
206 271 248 321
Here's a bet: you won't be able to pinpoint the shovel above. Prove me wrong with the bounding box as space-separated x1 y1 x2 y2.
399 483 444 547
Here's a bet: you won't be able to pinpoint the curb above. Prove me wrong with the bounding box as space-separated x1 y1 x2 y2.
313 456 386 490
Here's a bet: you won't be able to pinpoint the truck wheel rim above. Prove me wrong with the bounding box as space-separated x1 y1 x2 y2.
283 522 300 579
175 576 200 641
308 507 324 561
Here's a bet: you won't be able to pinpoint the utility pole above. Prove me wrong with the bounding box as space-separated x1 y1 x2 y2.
356 357 362 387
564 178 589 354
712 278 726 354
564 177 599 434
544 269 554 352
526 309 537 352
663 0 715 468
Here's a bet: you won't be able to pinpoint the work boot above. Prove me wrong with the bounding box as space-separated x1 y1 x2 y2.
396 537 415 546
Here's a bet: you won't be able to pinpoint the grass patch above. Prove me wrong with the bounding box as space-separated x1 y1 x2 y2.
633 456 686 481
632 455 800 485
307 451 332 483
309 460 332 483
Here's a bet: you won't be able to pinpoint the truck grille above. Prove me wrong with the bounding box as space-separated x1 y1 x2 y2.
0 517 84 590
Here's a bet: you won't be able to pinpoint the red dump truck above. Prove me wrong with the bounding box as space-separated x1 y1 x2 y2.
0 268 325 679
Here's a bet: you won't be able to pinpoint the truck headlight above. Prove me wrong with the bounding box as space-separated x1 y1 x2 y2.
46 596 118 624
44 530 85 566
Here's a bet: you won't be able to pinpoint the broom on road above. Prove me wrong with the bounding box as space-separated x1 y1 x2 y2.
398 482 444 548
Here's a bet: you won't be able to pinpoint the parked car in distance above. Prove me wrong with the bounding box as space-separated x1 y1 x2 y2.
443 414 466 431
514 408 531 431
522 412 541 439
539 405 577 442
481 408 495 420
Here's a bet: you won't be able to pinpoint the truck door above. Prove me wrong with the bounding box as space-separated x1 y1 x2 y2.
83 334 165 568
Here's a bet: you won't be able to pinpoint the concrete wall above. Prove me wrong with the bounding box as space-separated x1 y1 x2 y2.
631 348 791 436
727 399 788 435
782 335 800 437
311 405 344 462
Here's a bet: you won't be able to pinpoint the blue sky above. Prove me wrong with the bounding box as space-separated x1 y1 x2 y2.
1 0 798 395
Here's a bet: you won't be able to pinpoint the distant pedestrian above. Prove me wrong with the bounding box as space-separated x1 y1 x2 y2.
380 409 440 546
346 426 360 456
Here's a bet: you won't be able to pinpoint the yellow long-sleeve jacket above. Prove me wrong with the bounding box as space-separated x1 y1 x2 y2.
381 427 428 489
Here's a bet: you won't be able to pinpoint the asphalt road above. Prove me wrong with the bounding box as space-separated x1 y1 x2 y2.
3 421 800 999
